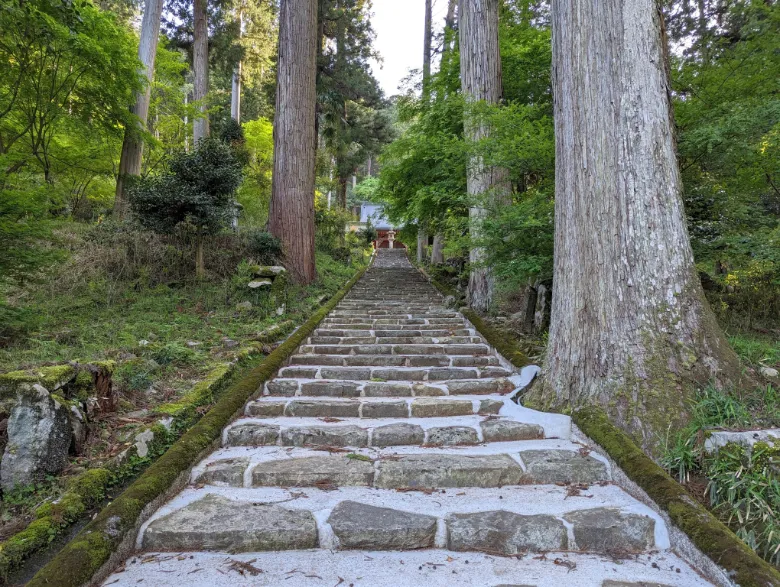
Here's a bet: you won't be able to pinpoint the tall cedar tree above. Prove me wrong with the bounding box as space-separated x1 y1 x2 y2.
459 0 511 312
114 0 165 219
525 0 743 453
193 0 210 142
269 0 318 284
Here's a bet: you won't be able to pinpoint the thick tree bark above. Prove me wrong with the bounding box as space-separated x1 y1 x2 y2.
269 0 318 285
431 233 444 264
459 0 510 313
422 0 432 101
231 11 243 122
114 0 164 219
526 0 742 453
193 0 210 143
337 175 348 208
231 63 242 122
417 229 427 263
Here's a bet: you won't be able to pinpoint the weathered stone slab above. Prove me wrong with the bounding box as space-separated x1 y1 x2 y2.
364 383 413 397
519 450 609 484
564 508 655 553
447 510 567 554
225 424 280 447
446 379 514 395
479 367 513 378
344 355 407 367
143 494 317 552
426 426 479 446
411 398 473 417
372 423 425 447
252 456 374 487
376 454 524 488
279 367 319 378
372 368 428 381
266 380 299 396
285 400 360 418
478 399 504 415
301 381 361 397
411 383 446 396
481 420 544 442
361 400 409 418
290 355 344 366
282 425 368 447
407 356 450 367
427 368 479 380
602 582 673 587
195 458 248 486
246 401 287 417
328 501 437 550
320 368 372 380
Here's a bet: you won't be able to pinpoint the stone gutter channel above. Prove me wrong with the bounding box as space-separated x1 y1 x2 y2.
24 251 780 587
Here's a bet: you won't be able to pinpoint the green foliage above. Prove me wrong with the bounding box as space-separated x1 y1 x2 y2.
659 383 780 565
244 229 282 264
129 137 243 241
239 117 274 226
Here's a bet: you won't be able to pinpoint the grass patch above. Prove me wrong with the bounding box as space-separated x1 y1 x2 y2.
660 384 780 567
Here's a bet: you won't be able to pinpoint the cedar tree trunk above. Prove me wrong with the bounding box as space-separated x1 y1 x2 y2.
193 0 210 143
114 0 164 219
269 0 318 284
459 0 510 313
525 0 742 453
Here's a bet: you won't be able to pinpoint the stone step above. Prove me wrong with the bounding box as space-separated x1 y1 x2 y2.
246 396 510 418
297 343 493 356
276 365 512 381
287 354 502 367
307 336 485 345
329 311 460 318
264 377 516 397
194 442 609 488
138 485 665 557
321 319 466 327
222 415 548 448
314 329 475 338
103 548 712 587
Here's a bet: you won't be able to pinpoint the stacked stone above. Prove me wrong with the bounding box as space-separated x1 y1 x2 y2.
104 249 713 587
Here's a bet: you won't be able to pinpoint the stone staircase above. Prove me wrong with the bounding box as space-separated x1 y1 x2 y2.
103 250 714 587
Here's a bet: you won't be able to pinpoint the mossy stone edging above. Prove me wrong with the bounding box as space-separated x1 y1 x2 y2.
574 406 780 587
27 264 369 587
0 345 267 581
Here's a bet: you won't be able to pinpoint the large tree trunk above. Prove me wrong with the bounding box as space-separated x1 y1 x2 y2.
231 62 242 122
431 233 444 264
193 0 210 143
422 0 432 101
269 0 318 285
417 229 427 263
459 0 510 313
114 0 164 219
337 175 348 208
526 0 742 453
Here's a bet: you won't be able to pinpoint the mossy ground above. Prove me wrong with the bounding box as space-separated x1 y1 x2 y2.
0 244 369 582
25 261 369 587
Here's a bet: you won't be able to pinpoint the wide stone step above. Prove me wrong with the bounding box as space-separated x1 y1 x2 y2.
314 328 474 337
194 446 609 488
297 343 493 356
276 365 512 381
264 377 516 397
103 548 712 586
307 336 484 345
222 415 550 448
321 318 466 326
246 396 509 418
138 485 663 556
288 354 501 367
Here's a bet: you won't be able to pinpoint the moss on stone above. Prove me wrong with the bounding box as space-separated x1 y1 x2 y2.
0 365 76 399
0 468 113 581
27 265 369 587
573 406 780 587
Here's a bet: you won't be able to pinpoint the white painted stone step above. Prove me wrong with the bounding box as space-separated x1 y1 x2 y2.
101 549 713 587
135 485 670 556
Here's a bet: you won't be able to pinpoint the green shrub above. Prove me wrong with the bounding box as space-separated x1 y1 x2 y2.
149 342 197 366
244 230 282 264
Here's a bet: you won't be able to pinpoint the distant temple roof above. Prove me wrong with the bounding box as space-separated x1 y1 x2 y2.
359 203 395 230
